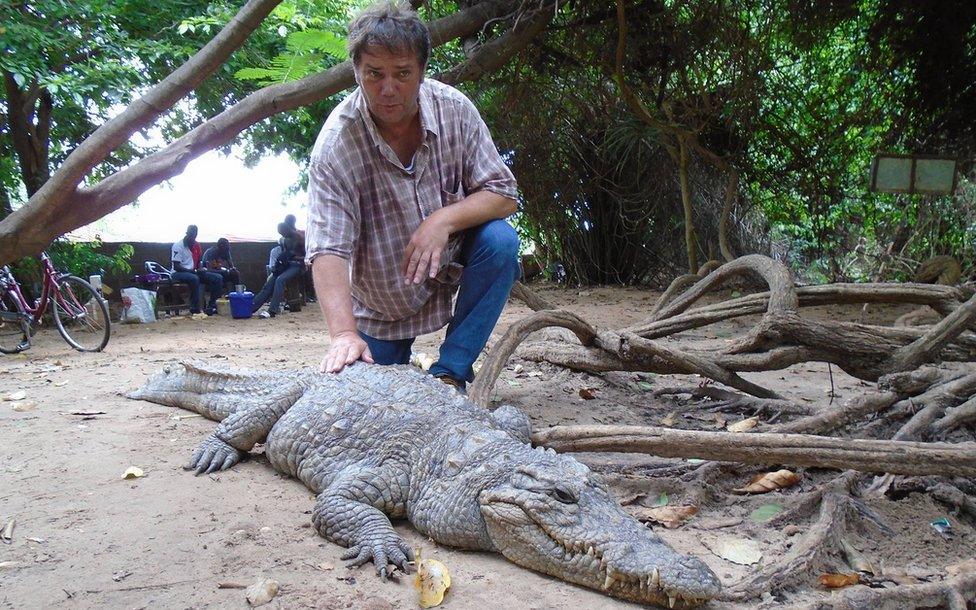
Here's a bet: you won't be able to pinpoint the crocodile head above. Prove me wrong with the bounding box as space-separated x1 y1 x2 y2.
479 448 721 608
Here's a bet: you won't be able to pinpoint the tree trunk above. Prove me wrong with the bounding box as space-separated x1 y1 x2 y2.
677 135 698 274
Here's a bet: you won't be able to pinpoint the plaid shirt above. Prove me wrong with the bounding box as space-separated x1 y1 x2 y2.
305 79 518 340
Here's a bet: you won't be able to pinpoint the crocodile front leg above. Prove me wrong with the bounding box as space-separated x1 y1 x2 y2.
311 469 414 580
186 382 305 475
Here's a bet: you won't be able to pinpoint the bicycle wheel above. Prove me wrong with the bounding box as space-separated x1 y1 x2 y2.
51 276 110 352
0 289 30 354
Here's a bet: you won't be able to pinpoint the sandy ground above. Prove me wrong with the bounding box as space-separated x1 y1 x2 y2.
1 284 974 610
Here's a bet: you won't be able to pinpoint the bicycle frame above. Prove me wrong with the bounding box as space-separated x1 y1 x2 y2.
1 252 72 324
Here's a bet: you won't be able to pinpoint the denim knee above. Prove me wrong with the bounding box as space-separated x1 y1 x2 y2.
473 220 520 270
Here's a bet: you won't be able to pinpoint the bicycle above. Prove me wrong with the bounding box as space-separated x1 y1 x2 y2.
0 252 111 354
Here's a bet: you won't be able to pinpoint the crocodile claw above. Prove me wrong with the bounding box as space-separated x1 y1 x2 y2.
341 537 414 580
184 434 244 475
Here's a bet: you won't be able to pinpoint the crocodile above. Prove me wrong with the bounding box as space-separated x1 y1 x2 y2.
129 361 721 608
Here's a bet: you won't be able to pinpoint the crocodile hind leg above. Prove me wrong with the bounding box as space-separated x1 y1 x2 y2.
311 468 414 580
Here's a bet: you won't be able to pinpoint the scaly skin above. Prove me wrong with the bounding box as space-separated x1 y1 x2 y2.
129 361 721 607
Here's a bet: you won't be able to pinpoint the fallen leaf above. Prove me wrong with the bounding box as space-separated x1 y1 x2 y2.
122 467 145 480
4 390 26 401
748 504 783 522
628 505 698 528
112 570 132 582
527 371 543 378
25 537 44 543
415 549 451 608
217 582 248 589
52 380 68 387
839 538 875 575
579 388 597 400
713 414 727 429
410 352 436 371
1 519 13 543
11 401 37 412
316 561 335 571
245 578 279 607
727 416 760 432
702 536 762 565
0 561 22 569
67 410 106 417
651 492 669 507
617 492 646 506
733 470 801 494
818 573 860 588
659 411 678 426
946 558 976 578
636 381 654 391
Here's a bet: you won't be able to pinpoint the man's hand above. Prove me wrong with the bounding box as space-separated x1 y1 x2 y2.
321 331 374 373
403 214 451 285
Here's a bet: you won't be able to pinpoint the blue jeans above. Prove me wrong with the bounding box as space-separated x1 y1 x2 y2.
252 263 303 314
359 219 520 384
171 270 222 313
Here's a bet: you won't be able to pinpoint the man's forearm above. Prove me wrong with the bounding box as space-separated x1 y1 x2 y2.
435 190 516 234
312 254 358 337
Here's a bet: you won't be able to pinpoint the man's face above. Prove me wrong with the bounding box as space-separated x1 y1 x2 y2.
355 45 423 131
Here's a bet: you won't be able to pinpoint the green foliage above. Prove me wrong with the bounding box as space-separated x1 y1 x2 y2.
234 29 347 85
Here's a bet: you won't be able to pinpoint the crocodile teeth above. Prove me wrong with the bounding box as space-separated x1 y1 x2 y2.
651 567 660 587
668 594 677 608
603 574 616 590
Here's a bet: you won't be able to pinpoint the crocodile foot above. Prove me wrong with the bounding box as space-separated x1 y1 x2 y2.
184 434 244 475
341 534 415 581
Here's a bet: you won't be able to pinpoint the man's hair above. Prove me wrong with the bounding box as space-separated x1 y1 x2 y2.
186 224 198 234
217 238 229 247
284 214 297 227
347 1 431 68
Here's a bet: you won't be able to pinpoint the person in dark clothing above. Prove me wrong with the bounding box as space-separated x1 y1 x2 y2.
251 223 306 318
202 237 241 292
170 224 222 315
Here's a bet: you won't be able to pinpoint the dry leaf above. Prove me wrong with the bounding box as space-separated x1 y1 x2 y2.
579 388 597 400
732 469 801 494
410 352 436 371
415 549 451 608
1 519 13 544
947 558 976 578
818 573 860 588
702 536 762 565
67 410 105 417
617 492 646 506
25 537 44 543
4 390 26 401
839 538 875 575
627 505 698 529
713 413 727 429
11 401 37 412
659 411 678 426
122 467 145 480
727 416 759 432
245 578 279 607
0 561 22 569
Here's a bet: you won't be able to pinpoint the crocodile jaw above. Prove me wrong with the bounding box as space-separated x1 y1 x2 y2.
478 466 721 608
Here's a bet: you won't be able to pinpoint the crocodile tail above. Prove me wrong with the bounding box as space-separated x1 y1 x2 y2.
127 360 308 422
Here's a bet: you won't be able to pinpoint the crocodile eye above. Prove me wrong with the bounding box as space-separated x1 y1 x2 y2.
552 486 576 504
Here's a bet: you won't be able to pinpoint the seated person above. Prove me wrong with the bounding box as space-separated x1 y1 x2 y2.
284 214 315 303
251 224 305 318
170 224 223 315
202 237 241 292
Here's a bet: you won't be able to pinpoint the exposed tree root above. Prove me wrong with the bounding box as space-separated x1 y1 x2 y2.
723 472 889 601
490 258 976 605
799 567 976 610
531 425 976 476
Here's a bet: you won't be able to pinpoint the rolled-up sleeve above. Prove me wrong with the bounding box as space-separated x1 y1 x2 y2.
460 98 518 202
305 158 360 265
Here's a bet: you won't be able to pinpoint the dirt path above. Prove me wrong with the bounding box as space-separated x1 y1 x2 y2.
1 285 972 609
